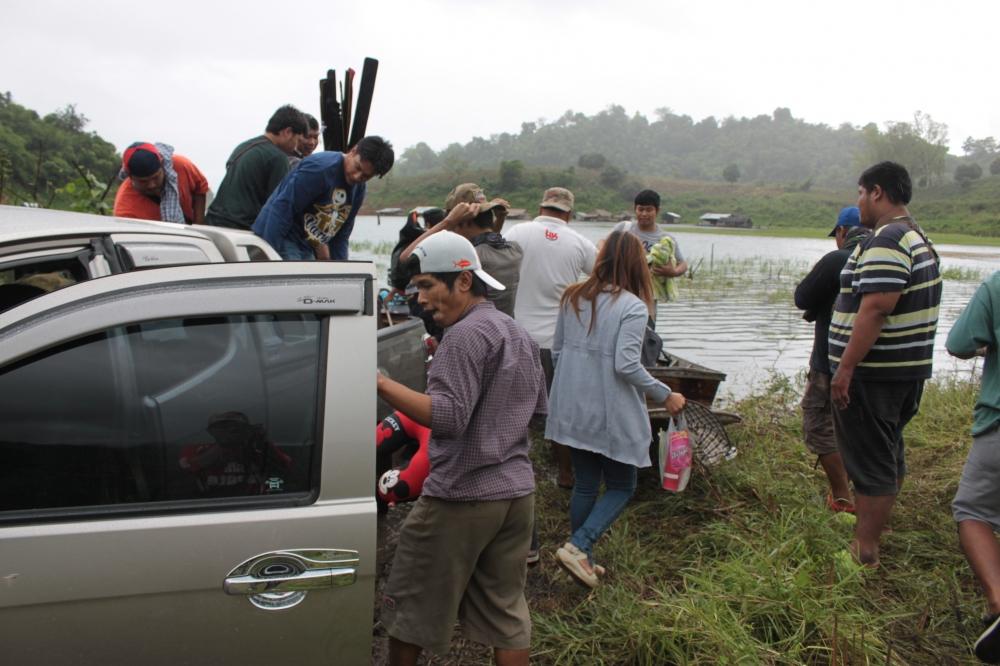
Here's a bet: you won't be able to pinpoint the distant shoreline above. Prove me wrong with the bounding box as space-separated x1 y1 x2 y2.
645 223 1000 247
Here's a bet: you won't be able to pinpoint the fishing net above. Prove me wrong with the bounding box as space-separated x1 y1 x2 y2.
681 401 738 466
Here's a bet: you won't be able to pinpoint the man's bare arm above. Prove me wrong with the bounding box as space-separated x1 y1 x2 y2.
192 193 206 225
830 291 902 409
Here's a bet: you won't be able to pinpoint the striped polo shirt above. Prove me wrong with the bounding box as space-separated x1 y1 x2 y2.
828 219 942 381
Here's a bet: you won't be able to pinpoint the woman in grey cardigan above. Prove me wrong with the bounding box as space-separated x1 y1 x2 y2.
546 231 686 588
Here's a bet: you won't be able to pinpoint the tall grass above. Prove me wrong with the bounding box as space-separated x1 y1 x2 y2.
490 376 981 665
678 256 811 304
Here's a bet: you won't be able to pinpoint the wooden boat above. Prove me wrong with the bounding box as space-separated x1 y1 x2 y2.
644 352 741 426
646 351 726 407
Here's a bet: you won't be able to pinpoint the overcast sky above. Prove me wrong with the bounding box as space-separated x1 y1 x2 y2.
2 0 996 188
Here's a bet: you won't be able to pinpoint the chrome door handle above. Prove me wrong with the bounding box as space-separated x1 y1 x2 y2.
224 566 356 595
224 549 360 610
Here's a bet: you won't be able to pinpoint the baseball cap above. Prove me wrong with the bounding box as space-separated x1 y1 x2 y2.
540 187 574 212
445 183 486 210
411 231 505 291
828 206 861 237
122 142 163 178
445 183 508 216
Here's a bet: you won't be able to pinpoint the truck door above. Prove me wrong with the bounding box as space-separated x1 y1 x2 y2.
0 262 377 665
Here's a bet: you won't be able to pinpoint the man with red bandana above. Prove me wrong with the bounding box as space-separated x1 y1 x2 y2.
113 142 209 225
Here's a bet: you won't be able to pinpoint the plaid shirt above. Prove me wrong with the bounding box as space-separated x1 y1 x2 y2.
424 301 547 501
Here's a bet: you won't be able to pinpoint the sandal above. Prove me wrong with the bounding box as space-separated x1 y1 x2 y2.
556 542 598 588
826 493 855 514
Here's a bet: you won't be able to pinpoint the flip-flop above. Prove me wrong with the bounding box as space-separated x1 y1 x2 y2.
826 493 855 514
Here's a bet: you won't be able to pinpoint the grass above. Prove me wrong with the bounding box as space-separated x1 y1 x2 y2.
434 374 985 664
349 239 396 255
941 266 990 282
672 255 811 305
659 224 1000 248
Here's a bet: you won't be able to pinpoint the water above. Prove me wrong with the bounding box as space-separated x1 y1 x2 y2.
353 217 995 405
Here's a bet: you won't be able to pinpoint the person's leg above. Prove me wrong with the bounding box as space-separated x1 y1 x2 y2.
819 451 852 504
954 428 1000 613
834 380 913 565
383 498 491 657
552 442 575 489
494 647 530 666
568 448 602 535
460 496 533 658
569 454 637 561
960 520 1000 615
388 638 421 666
540 348 574 488
851 493 895 565
802 370 852 504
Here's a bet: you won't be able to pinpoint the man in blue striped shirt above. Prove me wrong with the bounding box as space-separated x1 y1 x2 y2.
829 161 942 568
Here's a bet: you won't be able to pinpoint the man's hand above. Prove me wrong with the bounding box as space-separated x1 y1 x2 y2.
651 264 676 278
443 202 480 230
664 392 686 416
314 243 331 261
831 366 853 410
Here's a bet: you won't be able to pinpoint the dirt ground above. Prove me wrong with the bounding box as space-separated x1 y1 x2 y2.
369 443 666 665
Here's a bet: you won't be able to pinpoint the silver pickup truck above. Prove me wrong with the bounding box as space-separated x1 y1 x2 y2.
0 205 426 663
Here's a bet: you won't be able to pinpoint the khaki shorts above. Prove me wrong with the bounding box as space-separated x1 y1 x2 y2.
953 425 1000 529
381 494 534 655
800 369 837 456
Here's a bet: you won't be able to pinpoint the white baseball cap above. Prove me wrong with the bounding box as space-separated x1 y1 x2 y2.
411 231 505 291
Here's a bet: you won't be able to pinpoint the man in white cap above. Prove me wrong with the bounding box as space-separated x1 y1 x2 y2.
377 231 547 666
504 186 597 489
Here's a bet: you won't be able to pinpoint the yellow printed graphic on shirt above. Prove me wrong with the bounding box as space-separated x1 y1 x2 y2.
304 188 350 244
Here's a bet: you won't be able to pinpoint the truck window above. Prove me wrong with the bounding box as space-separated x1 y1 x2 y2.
0 315 323 516
0 254 88 312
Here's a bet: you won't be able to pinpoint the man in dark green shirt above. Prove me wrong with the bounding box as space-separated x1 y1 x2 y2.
947 271 1000 662
205 105 307 230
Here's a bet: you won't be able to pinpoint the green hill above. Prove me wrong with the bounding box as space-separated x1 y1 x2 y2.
366 164 1000 240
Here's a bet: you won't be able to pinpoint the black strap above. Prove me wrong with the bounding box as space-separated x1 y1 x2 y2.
226 138 272 170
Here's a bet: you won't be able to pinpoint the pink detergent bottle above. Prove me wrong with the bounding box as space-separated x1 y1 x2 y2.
659 414 692 492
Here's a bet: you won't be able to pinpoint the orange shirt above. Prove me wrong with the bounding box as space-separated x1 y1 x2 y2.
113 154 209 224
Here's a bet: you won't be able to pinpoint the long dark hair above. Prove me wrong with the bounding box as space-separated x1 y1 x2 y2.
561 230 653 333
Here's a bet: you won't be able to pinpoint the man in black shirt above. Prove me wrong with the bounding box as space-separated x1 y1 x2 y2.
794 206 870 514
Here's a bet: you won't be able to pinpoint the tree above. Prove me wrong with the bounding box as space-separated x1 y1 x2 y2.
0 93 118 209
722 163 740 183
398 142 439 174
955 162 983 189
600 165 625 188
772 107 793 123
498 160 524 191
860 111 948 187
578 153 607 169
991 158 1000 176
963 136 998 158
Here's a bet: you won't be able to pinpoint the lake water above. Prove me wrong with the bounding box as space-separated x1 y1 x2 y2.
352 217 996 405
